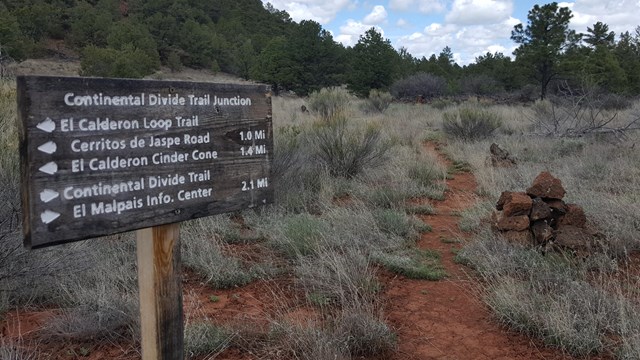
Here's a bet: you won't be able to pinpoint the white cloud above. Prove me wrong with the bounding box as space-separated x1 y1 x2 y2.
445 0 513 25
398 16 518 64
419 1 447 13
389 0 413 11
363 5 388 25
516 1 639 38
263 0 353 24
389 0 446 14
557 0 640 35
396 18 410 27
336 19 384 46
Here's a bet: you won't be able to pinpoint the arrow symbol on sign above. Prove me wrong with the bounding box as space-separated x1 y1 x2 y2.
36 118 56 133
40 189 59 203
40 210 60 224
39 162 58 175
37 141 57 154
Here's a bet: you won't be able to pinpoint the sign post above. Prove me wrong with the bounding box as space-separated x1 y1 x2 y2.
137 223 182 359
17 76 274 359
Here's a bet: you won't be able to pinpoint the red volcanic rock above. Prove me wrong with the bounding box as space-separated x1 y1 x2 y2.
496 191 513 211
531 220 553 245
530 198 552 221
497 215 530 232
546 199 568 214
554 225 593 252
526 171 566 200
503 192 533 217
559 204 587 228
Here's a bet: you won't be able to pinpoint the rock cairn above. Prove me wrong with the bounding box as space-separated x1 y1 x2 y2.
493 171 596 253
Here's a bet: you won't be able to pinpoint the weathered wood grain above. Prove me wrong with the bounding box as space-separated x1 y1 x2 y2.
18 76 273 248
137 223 183 360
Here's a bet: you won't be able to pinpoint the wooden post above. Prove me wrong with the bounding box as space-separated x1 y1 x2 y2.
137 223 184 360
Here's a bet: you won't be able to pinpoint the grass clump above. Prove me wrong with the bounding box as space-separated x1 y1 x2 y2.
0 340 45 360
366 187 408 208
372 249 446 280
275 213 326 258
407 161 444 187
268 321 349 360
184 322 233 357
442 106 502 141
311 118 390 178
182 218 257 289
405 203 436 215
457 201 494 233
335 304 397 356
373 209 414 239
296 249 379 306
307 87 351 121
362 89 393 114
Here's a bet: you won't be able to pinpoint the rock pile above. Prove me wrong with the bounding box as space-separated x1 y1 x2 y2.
493 171 598 253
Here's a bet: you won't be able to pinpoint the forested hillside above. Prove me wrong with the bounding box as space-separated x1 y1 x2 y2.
1 0 640 98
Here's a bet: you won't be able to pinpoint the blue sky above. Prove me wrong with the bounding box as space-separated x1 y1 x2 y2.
262 1 640 65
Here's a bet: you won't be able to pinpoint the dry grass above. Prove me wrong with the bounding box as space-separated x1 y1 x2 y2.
8 81 637 358
449 98 640 358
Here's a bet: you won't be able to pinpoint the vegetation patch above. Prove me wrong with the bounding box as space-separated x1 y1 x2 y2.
184 322 233 357
442 107 502 141
373 249 446 280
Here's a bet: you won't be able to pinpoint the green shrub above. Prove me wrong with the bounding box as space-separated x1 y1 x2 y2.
311 118 390 178
362 89 393 113
390 73 447 101
442 106 502 141
307 87 351 121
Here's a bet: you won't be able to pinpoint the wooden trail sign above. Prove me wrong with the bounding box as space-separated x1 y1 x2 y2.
17 76 274 249
18 75 274 359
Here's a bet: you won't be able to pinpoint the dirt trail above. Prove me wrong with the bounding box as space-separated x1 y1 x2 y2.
383 142 571 360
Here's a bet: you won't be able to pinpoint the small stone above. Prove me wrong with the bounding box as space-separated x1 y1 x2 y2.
502 231 534 246
526 171 566 200
531 220 553 245
503 192 533 217
497 215 530 231
530 198 552 221
559 204 587 228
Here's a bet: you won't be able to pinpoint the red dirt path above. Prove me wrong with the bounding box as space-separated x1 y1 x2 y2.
1 142 580 359
382 142 572 360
